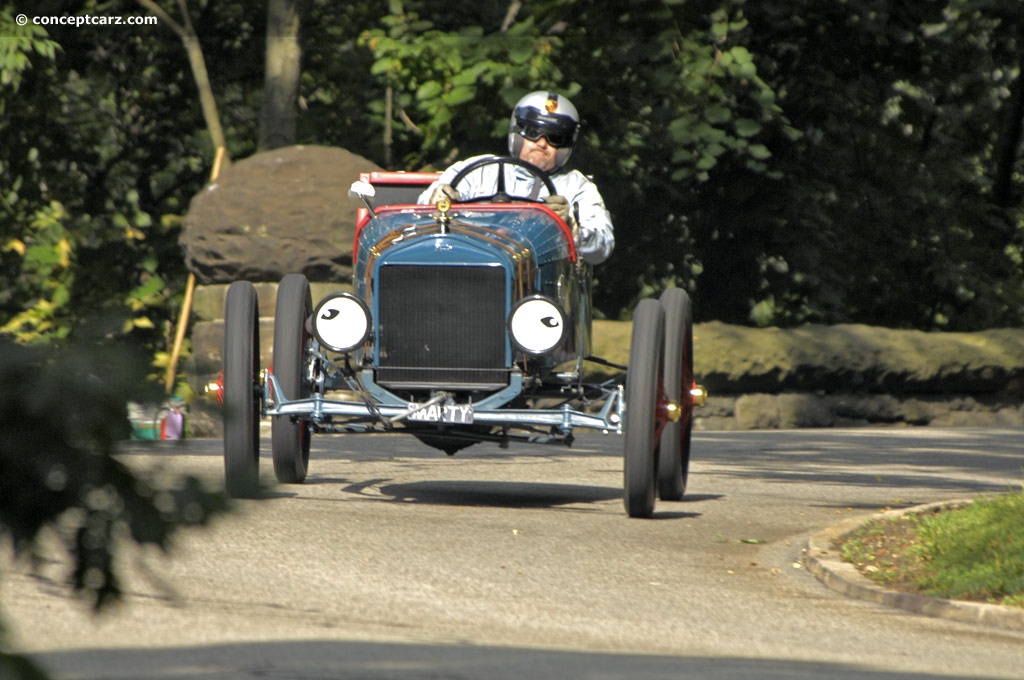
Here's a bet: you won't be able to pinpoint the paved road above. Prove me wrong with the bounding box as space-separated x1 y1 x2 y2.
4 428 1024 679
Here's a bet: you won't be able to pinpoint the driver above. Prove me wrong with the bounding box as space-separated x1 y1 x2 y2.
417 91 615 265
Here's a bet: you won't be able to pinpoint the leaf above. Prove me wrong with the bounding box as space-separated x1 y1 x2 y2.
130 275 165 302
51 283 70 309
443 84 475 107
416 80 442 101
748 144 772 160
370 58 396 76
667 117 696 143
140 254 159 274
4 238 26 256
57 237 72 267
704 105 731 124
735 118 762 137
729 46 754 65
736 60 758 78
508 43 534 65
25 243 60 266
696 154 718 171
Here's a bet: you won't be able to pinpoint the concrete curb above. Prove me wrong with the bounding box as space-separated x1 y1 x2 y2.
804 500 1024 631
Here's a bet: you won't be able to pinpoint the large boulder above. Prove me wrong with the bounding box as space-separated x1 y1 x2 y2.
181 145 381 284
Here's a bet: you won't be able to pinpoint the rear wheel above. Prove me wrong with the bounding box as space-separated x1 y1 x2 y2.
223 281 261 498
657 288 694 501
623 299 665 518
272 274 312 483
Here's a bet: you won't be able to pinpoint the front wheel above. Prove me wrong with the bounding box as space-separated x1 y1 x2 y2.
272 274 312 484
623 299 665 518
657 288 694 501
223 281 261 498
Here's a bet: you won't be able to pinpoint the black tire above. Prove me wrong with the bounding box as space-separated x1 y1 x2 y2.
272 274 312 484
657 288 694 501
623 299 665 518
223 281 261 498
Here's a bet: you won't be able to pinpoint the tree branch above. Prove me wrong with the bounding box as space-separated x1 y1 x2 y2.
500 0 522 33
135 0 184 38
134 0 228 155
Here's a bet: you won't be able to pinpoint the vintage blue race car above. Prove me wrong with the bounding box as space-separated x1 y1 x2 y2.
220 157 705 517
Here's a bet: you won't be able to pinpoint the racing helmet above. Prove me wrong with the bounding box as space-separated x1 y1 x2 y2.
508 91 580 170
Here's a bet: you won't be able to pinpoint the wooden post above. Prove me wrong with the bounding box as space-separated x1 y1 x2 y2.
164 146 227 394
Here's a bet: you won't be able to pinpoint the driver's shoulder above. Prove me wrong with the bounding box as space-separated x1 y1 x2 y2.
556 166 591 179
551 167 595 191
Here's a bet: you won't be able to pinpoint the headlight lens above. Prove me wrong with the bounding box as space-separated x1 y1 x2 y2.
312 293 370 353
508 295 565 355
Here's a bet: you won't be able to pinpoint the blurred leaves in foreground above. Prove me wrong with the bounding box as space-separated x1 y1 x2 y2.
0 336 230 677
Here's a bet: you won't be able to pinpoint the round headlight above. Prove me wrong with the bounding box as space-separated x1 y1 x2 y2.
312 293 370 353
508 296 566 355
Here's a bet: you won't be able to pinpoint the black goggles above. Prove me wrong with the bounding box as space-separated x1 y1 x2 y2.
518 123 574 149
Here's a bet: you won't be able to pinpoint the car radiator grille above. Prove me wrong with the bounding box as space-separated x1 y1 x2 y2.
376 264 508 389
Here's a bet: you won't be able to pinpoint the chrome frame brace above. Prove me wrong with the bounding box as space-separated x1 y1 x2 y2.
262 372 625 440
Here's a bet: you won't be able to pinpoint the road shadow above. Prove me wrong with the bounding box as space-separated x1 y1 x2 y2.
30 639 1004 680
373 479 620 509
259 477 712 518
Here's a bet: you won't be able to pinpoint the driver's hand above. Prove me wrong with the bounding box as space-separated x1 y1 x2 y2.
544 194 570 222
429 183 460 204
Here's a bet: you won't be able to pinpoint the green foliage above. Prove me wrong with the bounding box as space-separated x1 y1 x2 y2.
358 4 563 168
738 0 1024 329
0 1 242 357
0 7 59 92
0 8 68 344
660 6 792 182
0 200 74 343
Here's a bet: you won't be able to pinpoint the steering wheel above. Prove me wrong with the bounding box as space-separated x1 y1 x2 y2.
448 156 557 204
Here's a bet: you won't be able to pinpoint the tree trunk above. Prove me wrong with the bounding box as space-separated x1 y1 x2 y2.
259 0 308 151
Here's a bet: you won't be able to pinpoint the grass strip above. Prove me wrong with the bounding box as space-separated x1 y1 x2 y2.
838 490 1024 608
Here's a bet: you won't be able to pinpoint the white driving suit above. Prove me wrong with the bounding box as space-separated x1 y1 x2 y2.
418 155 615 265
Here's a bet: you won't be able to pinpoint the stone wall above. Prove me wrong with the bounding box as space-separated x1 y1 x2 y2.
586 320 1024 430
688 322 1024 430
